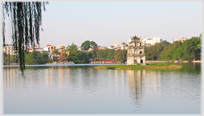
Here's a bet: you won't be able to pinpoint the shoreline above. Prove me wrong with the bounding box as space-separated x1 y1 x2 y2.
94 64 183 70
146 60 201 63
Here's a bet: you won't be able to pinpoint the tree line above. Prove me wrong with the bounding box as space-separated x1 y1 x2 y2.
4 34 200 65
64 43 127 63
145 34 201 61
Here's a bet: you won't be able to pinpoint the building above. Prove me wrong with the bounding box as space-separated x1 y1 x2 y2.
3 44 16 55
127 35 145 65
140 37 161 46
58 45 66 52
50 54 67 62
28 45 43 53
176 37 191 42
44 44 56 55
108 45 115 49
120 42 128 50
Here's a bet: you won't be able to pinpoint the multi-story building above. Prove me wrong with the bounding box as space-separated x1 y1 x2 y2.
120 42 128 50
3 44 16 55
58 45 66 52
176 37 191 42
28 45 43 53
140 37 161 46
44 44 56 55
127 35 145 65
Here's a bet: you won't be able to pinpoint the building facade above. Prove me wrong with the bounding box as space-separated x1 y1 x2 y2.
3 44 16 55
140 37 161 46
176 37 191 42
127 35 145 65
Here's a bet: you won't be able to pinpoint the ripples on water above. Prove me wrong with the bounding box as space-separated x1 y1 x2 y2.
3 63 201 114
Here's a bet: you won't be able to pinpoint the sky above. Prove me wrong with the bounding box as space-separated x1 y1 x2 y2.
4 1 203 48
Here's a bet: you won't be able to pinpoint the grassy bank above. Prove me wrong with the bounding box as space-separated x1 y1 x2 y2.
94 63 182 70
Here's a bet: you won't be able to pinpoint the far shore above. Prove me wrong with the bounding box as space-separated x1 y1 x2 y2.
146 60 201 63
94 64 183 70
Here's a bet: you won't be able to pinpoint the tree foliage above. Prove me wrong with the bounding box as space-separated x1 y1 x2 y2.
2 2 48 72
96 50 108 59
114 50 127 63
52 49 60 55
81 40 97 50
145 35 201 61
25 51 51 64
107 49 115 59
67 43 90 63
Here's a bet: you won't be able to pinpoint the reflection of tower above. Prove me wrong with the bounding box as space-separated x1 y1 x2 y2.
127 70 145 105
145 71 161 97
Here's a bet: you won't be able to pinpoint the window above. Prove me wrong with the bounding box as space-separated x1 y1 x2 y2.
140 51 142 54
140 43 141 46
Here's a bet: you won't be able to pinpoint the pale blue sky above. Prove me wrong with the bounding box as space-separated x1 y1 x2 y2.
5 1 203 48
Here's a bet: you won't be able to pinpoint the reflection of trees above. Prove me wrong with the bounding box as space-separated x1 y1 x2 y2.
127 70 145 105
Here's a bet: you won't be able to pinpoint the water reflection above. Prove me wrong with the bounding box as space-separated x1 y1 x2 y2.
127 70 145 106
3 64 201 114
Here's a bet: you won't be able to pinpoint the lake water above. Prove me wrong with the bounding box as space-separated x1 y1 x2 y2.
3 63 201 114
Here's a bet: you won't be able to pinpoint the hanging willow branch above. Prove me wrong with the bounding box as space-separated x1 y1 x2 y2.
2 2 48 72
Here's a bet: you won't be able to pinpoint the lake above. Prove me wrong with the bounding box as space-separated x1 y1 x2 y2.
3 63 201 114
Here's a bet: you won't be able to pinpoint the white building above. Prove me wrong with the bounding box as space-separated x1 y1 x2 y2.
176 37 191 42
140 37 161 46
3 44 16 55
120 42 128 50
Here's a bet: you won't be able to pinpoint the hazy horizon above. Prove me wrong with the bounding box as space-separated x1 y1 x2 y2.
4 1 203 48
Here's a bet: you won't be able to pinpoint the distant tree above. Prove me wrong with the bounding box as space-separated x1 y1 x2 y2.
145 43 163 60
89 41 98 47
10 55 17 63
67 43 78 52
52 50 60 55
96 50 108 59
181 37 201 61
114 50 127 63
25 51 50 64
159 41 182 60
81 41 90 50
160 39 171 47
67 43 90 63
172 47 183 60
91 46 98 59
107 49 115 59
81 40 98 50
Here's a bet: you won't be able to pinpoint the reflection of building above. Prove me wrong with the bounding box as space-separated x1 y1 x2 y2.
127 70 145 105
127 35 145 65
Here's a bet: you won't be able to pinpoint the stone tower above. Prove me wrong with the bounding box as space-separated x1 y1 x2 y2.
127 35 145 65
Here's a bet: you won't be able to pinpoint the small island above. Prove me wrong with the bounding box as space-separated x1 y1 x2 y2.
94 64 182 70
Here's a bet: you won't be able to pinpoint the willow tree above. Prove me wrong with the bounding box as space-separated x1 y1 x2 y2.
2 2 48 72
